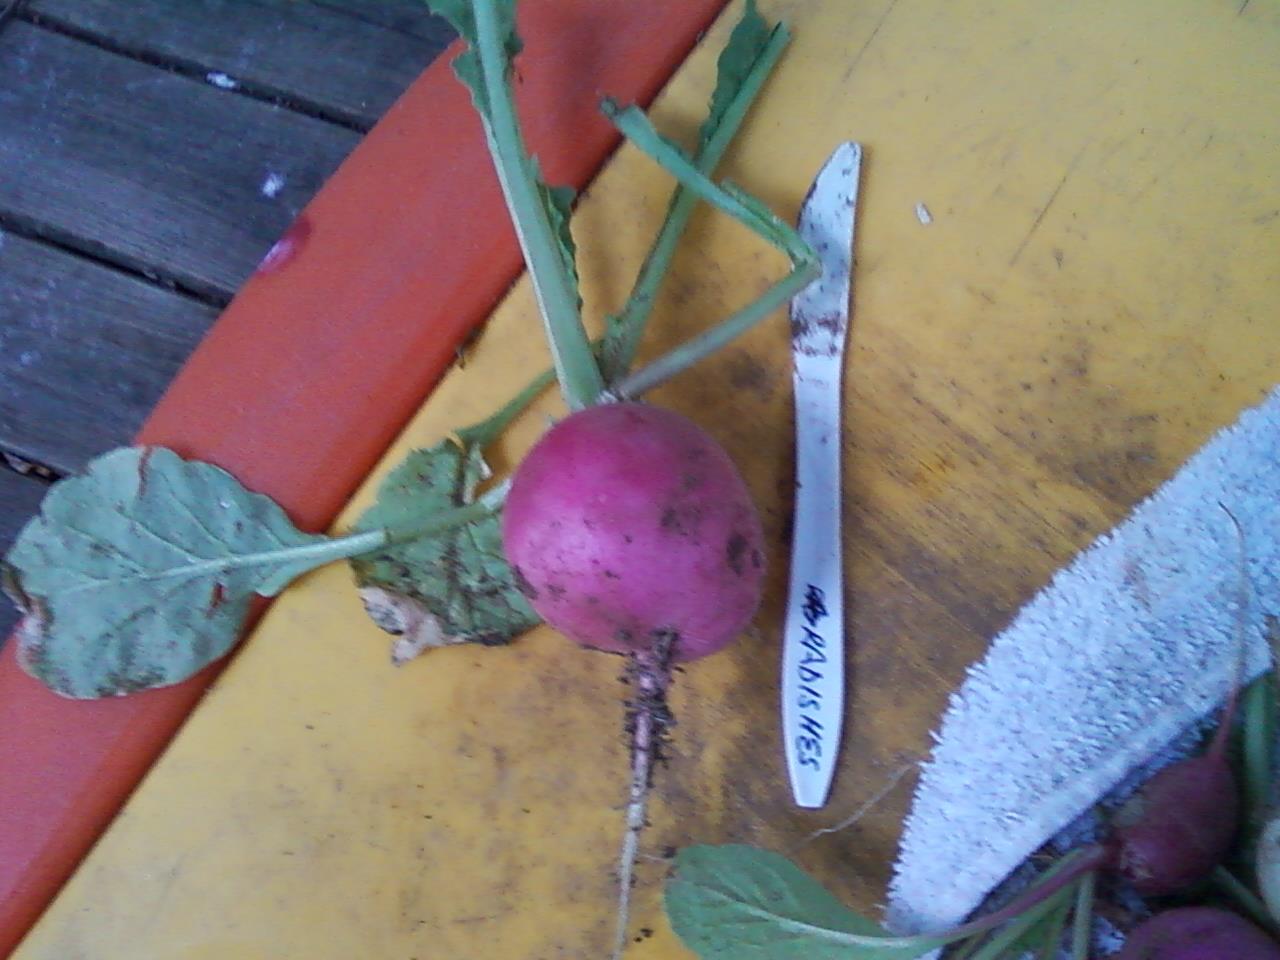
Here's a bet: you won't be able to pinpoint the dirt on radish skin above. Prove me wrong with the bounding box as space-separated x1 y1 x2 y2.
1114 907 1280 959
502 402 766 661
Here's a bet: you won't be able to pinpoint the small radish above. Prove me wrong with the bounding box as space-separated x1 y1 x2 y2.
503 401 766 958
1107 722 1239 895
1114 906 1280 959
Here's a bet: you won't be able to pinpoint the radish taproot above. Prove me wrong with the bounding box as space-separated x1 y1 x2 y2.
1114 906 1280 959
503 402 766 660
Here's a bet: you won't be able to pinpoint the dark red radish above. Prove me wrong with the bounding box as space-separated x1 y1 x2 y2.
1114 906 1280 959
503 401 766 662
1108 750 1239 896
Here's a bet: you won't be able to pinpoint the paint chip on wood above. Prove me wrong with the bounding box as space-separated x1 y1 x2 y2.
261 173 286 198
206 72 239 90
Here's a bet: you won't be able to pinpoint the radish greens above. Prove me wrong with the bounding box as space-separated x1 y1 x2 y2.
2 447 501 697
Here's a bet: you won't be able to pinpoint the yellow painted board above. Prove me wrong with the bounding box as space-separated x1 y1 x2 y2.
18 0 1280 956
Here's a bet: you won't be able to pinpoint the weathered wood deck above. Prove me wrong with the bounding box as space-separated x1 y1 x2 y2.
0 0 455 636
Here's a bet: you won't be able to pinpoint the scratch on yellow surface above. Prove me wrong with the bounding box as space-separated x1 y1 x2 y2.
17 0 1279 957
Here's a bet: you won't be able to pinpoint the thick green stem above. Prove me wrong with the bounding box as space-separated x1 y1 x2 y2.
472 0 603 409
601 101 818 400
600 22 791 382
1069 871 1094 960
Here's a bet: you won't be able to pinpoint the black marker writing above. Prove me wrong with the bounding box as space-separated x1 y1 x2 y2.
795 583 830 771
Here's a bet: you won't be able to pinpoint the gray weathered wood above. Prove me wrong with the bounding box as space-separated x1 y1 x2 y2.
28 0 450 129
0 231 219 472
0 22 362 299
0 467 49 642
310 0 456 44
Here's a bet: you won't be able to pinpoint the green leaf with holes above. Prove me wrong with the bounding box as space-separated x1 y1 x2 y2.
1 447 359 699
349 438 538 664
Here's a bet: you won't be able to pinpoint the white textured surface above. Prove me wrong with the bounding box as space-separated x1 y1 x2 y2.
887 386 1280 934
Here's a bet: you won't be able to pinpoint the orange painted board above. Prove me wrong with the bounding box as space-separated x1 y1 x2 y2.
0 3 727 955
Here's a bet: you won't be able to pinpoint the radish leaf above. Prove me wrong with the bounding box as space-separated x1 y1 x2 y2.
2 447 374 699
699 0 776 149
428 0 520 118
666 845 951 960
350 438 538 664
542 179 581 309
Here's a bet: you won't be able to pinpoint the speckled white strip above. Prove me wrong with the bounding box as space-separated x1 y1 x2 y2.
887 386 1280 935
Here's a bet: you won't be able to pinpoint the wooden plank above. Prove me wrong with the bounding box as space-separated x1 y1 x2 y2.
0 232 218 474
27 0 452 129
0 23 361 300
0 469 48 643
308 0 455 46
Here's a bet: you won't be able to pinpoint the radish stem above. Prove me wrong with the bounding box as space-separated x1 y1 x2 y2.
611 259 816 400
600 21 791 382
1069 871 1094 960
1035 891 1072 960
967 882 1074 960
601 100 818 399
136 480 510 599
472 0 603 409
1211 865 1280 937
456 365 558 449
945 847 1110 944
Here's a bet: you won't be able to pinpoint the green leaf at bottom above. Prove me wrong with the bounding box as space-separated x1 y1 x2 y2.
349 439 538 663
666 845 950 960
